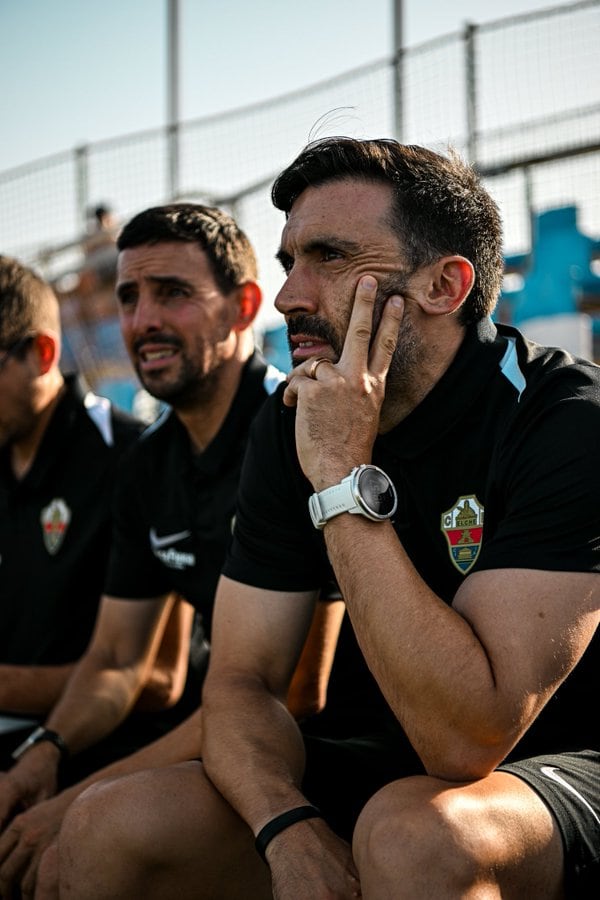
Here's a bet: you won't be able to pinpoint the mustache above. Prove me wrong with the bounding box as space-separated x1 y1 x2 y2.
286 315 341 352
132 334 182 355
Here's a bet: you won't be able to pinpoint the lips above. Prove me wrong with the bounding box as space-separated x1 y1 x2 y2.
289 334 332 362
136 342 180 371
140 348 176 362
287 314 340 363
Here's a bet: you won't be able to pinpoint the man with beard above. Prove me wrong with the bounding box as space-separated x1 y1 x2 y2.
57 142 599 900
0 205 344 898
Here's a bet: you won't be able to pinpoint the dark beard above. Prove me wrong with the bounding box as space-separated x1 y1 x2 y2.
133 315 233 409
138 358 224 410
285 271 423 386
287 314 343 365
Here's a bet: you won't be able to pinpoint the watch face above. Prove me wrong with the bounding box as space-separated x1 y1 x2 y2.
357 466 397 517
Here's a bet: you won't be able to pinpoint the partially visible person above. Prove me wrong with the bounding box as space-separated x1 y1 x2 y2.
0 254 152 771
0 206 343 898
81 203 119 284
55 141 598 900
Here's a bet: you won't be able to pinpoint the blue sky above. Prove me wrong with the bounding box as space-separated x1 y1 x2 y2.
0 0 559 173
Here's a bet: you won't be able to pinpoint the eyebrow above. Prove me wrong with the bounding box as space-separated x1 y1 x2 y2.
276 235 362 262
116 274 192 298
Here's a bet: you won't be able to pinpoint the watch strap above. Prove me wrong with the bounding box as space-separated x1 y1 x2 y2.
308 476 358 528
11 726 69 762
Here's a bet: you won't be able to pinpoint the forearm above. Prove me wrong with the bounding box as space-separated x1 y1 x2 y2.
203 672 309 833
287 599 345 720
134 595 194 711
0 664 75 715
325 518 504 777
44 654 147 757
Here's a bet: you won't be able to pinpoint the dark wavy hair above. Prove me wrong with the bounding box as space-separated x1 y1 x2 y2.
272 138 504 324
118 203 258 294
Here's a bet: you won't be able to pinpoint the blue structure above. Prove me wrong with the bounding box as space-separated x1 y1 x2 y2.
262 323 292 373
499 206 600 331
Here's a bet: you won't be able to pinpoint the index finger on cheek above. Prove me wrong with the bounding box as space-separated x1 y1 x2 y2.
369 295 404 377
338 275 378 367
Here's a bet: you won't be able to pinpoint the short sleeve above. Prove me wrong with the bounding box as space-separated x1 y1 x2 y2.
223 390 331 592
476 379 600 574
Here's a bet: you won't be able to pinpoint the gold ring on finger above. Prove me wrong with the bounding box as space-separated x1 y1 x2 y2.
308 357 330 380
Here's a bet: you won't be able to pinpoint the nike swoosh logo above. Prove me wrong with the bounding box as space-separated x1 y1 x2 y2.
149 528 192 550
540 766 600 824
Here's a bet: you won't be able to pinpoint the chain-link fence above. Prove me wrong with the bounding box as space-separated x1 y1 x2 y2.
1 0 598 391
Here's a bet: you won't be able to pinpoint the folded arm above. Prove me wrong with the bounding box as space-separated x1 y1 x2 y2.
203 576 358 895
285 275 600 780
324 513 599 778
203 576 316 828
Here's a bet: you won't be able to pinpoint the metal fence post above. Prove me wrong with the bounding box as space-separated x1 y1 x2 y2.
393 0 404 141
166 0 180 200
74 144 89 233
465 22 478 165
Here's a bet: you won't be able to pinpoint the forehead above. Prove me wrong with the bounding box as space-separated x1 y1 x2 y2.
116 240 214 285
281 178 396 247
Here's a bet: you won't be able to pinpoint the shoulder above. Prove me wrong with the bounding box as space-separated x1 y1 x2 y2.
81 391 144 450
115 407 181 476
500 324 600 401
241 351 286 404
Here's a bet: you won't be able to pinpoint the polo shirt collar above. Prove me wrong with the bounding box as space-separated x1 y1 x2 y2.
177 351 270 479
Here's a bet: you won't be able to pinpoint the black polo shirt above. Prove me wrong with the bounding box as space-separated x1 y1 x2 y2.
224 320 600 758
0 374 143 668
105 352 284 638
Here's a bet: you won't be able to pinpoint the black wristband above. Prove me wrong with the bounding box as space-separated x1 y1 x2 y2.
11 726 69 762
255 805 321 862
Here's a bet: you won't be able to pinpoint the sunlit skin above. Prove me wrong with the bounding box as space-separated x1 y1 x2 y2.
275 178 473 429
274 179 426 380
116 241 240 410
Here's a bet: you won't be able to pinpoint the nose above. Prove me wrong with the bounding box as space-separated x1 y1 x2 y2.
129 291 163 334
275 268 319 319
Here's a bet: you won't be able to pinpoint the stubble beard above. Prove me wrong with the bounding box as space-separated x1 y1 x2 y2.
286 273 424 391
373 274 425 392
135 344 225 410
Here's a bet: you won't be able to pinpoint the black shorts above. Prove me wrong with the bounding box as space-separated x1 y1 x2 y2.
301 724 424 841
500 750 600 899
302 734 598 898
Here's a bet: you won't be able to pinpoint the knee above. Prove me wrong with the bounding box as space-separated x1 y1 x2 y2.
36 841 60 900
61 773 145 856
58 772 158 898
353 775 484 893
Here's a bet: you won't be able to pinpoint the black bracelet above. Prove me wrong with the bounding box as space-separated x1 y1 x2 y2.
11 726 69 762
255 805 321 862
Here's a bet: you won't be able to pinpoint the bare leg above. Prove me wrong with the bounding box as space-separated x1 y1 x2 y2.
353 772 565 899
36 841 59 900
58 761 272 900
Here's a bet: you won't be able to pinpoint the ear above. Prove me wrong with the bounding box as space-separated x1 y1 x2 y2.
34 333 59 375
420 256 474 317
232 281 262 332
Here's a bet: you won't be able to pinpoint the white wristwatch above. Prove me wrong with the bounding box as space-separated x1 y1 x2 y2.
308 464 398 530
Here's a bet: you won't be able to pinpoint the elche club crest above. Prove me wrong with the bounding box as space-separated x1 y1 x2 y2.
40 498 72 555
441 495 484 574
